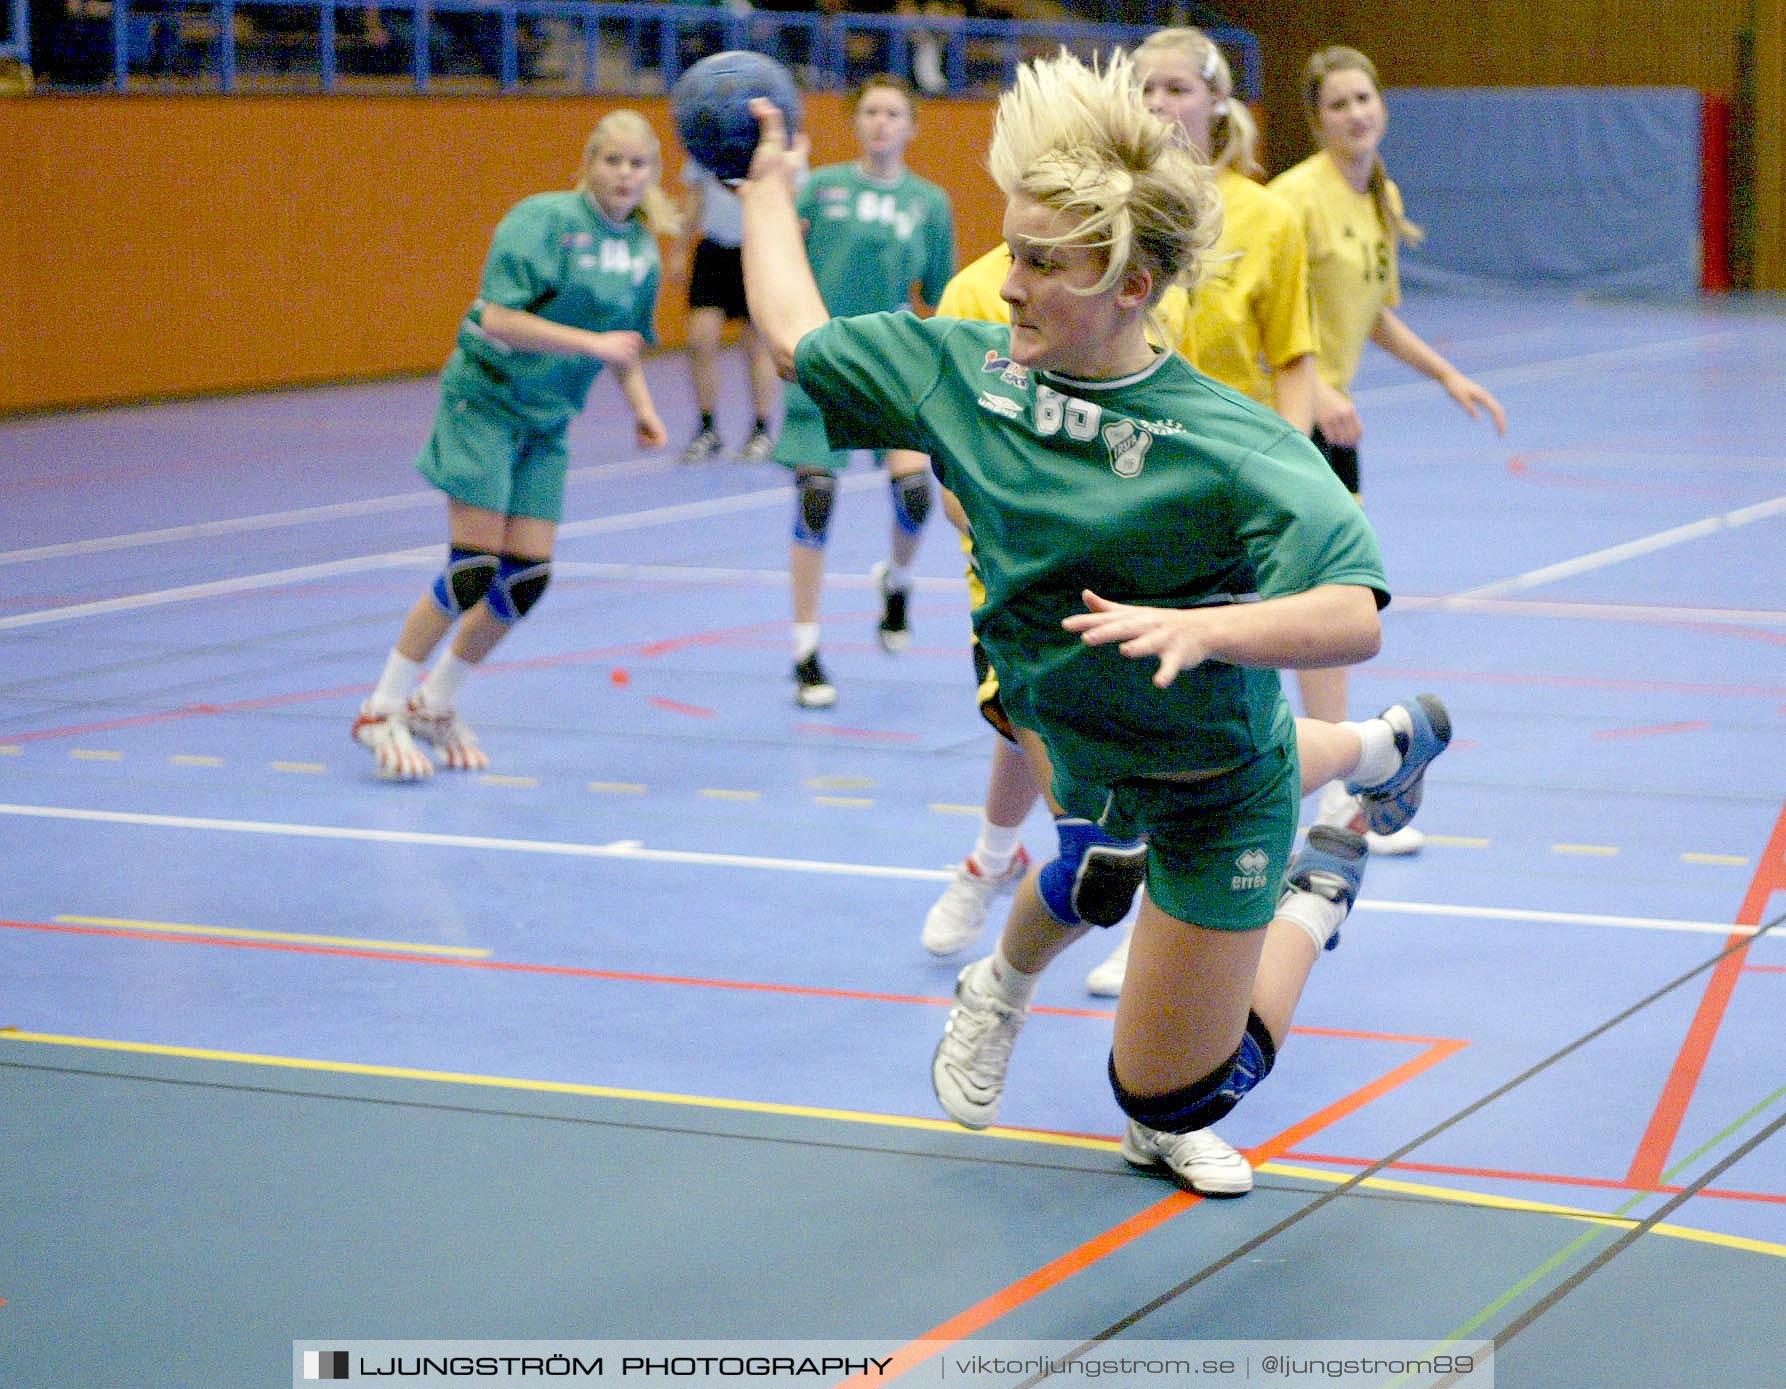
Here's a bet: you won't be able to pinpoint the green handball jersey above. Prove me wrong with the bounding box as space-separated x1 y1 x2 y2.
442 191 660 432
776 164 955 471
794 313 1389 787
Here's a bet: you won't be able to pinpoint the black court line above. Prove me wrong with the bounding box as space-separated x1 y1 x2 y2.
0 1050 1505 1226
0 1050 1140 1183
1429 1106 1786 1387
1011 908 1785 1387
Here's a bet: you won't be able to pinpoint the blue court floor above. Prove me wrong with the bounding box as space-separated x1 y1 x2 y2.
2 288 1784 1388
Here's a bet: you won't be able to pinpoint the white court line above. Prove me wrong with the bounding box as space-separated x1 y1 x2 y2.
0 800 1765 940
0 473 887 633
1 327 1745 572
1396 595 1786 627
1451 495 1786 601
1349 330 1746 408
0 456 665 567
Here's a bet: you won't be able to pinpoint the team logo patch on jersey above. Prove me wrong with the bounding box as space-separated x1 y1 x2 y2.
976 391 1023 419
1231 847 1270 892
1102 419 1152 478
980 350 1029 389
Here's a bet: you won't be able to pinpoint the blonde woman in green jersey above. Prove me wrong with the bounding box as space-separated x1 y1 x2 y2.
739 52 1453 1191
353 113 676 781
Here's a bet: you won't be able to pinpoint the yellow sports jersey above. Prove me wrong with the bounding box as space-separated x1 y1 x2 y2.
935 244 1196 358
1268 152 1402 393
1189 169 1316 406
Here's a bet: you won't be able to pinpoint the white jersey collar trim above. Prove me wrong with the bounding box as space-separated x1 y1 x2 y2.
1041 348 1172 393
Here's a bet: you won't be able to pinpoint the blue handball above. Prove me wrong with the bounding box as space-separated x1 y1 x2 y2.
671 50 803 184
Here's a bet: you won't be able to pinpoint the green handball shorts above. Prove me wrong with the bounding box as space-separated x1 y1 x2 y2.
1050 741 1301 932
415 388 571 522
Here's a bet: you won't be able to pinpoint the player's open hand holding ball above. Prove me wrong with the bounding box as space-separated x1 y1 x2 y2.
744 97 808 190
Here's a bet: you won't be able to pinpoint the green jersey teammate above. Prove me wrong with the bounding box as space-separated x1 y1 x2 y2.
777 74 956 709
740 51 1453 1182
353 111 677 781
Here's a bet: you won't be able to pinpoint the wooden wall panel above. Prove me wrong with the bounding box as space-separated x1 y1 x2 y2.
2 92 1000 414
1223 0 1747 164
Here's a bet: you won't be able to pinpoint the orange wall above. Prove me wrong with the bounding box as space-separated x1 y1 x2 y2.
3 93 1000 415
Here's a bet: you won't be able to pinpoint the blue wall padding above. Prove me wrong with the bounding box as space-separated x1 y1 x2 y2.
1383 87 1701 295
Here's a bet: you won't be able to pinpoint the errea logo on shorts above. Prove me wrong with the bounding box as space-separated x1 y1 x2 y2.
1232 848 1270 891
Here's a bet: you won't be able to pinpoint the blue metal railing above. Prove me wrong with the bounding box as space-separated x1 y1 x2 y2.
4 0 27 64
18 0 1259 102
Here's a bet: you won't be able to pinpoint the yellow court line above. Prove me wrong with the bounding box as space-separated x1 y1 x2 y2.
1553 843 1620 857
588 781 647 794
2 744 24 754
477 774 538 788
929 802 982 817
170 754 225 767
53 916 490 958
1682 852 1750 866
1262 1162 1786 1261
270 761 326 774
0 1028 1078 1144
1423 835 1491 848
699 788 761 801
70 748 123 761
4 1029 1778 1262
814 796 874 809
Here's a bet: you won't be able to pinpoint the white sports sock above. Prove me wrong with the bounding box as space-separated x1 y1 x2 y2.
985 945 1042 1009
971 821 1024 877
369 650 423 714
418 649 475 712
882 561 912 592
1344 716 1401 789
1276 888 1347 955
792 622 821 661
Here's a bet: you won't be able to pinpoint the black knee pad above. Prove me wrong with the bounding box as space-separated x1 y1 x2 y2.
1108 1012 1278 1133
487 555 551 623
1037 818 1149 928
890 470 931 535
793 467 837 547
430 547 500 616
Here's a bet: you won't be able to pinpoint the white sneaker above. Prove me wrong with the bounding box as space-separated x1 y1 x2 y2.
1365 825 1425 855
404 695 491 772
921 847 1030 957
352 704 433 781
1316 784 1423 855
1121 1120 1253 1196
1084 917 1133 997
931 957 1028 1130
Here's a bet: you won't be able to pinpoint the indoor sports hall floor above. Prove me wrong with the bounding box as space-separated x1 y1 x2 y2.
3 288 1784 1388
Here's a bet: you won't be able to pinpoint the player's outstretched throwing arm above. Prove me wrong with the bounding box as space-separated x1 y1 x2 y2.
737 99 829 381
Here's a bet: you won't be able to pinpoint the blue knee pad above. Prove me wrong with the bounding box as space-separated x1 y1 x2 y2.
1109 1012 1278 1133
889 471 931 536
429 547 500 617
1037 817 1148 928
792 467 838 548
485 555 552 624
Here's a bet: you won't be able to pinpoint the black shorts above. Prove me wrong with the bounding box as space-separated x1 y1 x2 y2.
1310 426 1361 495
688 239 748 320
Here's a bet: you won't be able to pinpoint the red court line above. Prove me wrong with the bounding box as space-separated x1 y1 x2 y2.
1287 1151 1786 1207
1627 799 1786 1189
834 1035 1466 1388
1593 720 1709 742
5 915 1467 1370
1746 964 1786 975
0 919 1468 1053
645 697 716 718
